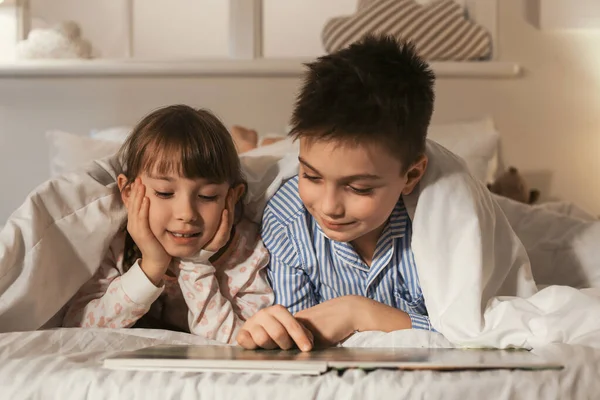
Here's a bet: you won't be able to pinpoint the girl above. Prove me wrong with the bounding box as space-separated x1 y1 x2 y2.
63 105 274 344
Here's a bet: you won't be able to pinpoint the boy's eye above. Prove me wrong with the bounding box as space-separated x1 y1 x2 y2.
154 191 173 199
348 186 373 195
302 173 321 182
199 195 219 202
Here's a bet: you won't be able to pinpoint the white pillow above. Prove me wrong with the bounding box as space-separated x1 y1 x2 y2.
427 116 500 183
89 126 132 142
47 118 499 182
46 130 122 177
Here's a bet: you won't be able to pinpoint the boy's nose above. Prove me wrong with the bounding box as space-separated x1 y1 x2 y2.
321 191 344 218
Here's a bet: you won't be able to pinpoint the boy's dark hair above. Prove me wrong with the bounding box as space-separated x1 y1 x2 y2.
289 34 435 172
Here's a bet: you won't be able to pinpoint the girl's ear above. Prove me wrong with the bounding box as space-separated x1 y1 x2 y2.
231 183 246 204
117 174 132 209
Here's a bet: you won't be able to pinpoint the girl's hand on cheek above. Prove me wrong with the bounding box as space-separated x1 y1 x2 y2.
203 189 235 254
127 178 172 286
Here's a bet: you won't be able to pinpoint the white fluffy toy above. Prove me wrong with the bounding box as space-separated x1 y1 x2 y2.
16 21 93 60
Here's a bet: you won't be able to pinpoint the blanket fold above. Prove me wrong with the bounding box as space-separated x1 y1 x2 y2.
1 139 599 349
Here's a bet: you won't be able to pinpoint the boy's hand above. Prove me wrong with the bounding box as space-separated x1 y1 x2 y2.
127 178 171 286
203 190 235 253
294 296 358 347
236 305 314 352
294 296 414 347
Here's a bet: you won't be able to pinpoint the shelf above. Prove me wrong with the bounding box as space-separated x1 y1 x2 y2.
0 58 521 79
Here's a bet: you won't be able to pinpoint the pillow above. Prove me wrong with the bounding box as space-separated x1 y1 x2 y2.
427 116 500 183
47 118 498 183
89 126 132 142
46 130 122 177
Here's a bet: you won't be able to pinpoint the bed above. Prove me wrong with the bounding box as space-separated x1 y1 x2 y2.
1 328 599 399
2 2 600 399
3 118 600 394
2 130 600 399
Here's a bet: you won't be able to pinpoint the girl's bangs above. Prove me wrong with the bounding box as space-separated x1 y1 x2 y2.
141 135 231 184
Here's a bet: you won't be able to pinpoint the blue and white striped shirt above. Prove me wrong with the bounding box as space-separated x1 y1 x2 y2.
261 176 433 330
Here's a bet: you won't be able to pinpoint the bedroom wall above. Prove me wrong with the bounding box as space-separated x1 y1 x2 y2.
433 0 600 214
1 0 600 224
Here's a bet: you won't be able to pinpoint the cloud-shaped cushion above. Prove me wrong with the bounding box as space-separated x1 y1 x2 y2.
322 0 491 61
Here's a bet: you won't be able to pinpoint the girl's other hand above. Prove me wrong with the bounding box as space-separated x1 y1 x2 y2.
203 189 235 253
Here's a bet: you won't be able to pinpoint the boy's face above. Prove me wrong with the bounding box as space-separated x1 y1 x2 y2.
298 138 426 245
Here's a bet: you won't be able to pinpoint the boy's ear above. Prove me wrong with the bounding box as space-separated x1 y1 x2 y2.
401 155 428 195
117 174 132 209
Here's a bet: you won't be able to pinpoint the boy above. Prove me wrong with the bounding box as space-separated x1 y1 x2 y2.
237 34 437 351
238 34 594 352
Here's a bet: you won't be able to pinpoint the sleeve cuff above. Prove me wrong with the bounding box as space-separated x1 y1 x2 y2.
196 249 216 262
179 250 216 271
408 312 433 331
120 260 164 305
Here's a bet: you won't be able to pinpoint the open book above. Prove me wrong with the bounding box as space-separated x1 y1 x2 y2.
103 345 563 375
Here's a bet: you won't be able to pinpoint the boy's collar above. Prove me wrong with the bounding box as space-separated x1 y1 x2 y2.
387 197 410 239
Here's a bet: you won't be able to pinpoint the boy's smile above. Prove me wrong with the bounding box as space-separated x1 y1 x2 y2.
319 218 356 231
298 137 426 264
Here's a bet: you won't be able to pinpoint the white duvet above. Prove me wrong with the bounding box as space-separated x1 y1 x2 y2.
2 328 599 400
1 139 600 350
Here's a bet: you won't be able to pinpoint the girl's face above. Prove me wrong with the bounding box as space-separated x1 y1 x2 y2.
119 170 240 259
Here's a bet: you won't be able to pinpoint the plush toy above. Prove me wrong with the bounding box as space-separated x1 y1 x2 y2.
230 125 286 153
487 167 540 204
16 21 94 60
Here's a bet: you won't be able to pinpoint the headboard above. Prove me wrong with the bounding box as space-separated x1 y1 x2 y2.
0 0 513 224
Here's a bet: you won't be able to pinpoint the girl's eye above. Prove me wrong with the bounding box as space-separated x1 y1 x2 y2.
199 195 219 202
154 191 173 199
302 173 321 182
348 186 373 195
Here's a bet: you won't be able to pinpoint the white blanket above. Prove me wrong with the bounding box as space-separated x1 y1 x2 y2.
3 328 599 400
1 139 600 350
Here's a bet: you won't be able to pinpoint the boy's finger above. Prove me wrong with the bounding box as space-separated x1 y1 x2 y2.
302 324 315 346
249 324 282 350
270 307 313 351
236 329 257 350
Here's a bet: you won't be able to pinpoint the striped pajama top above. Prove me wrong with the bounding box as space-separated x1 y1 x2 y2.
261 176 433 331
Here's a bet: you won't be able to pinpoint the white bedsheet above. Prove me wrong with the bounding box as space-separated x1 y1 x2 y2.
1 328 598 400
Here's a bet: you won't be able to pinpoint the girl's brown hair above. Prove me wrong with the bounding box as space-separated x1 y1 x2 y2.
118 105 246 275
118 104 245 192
